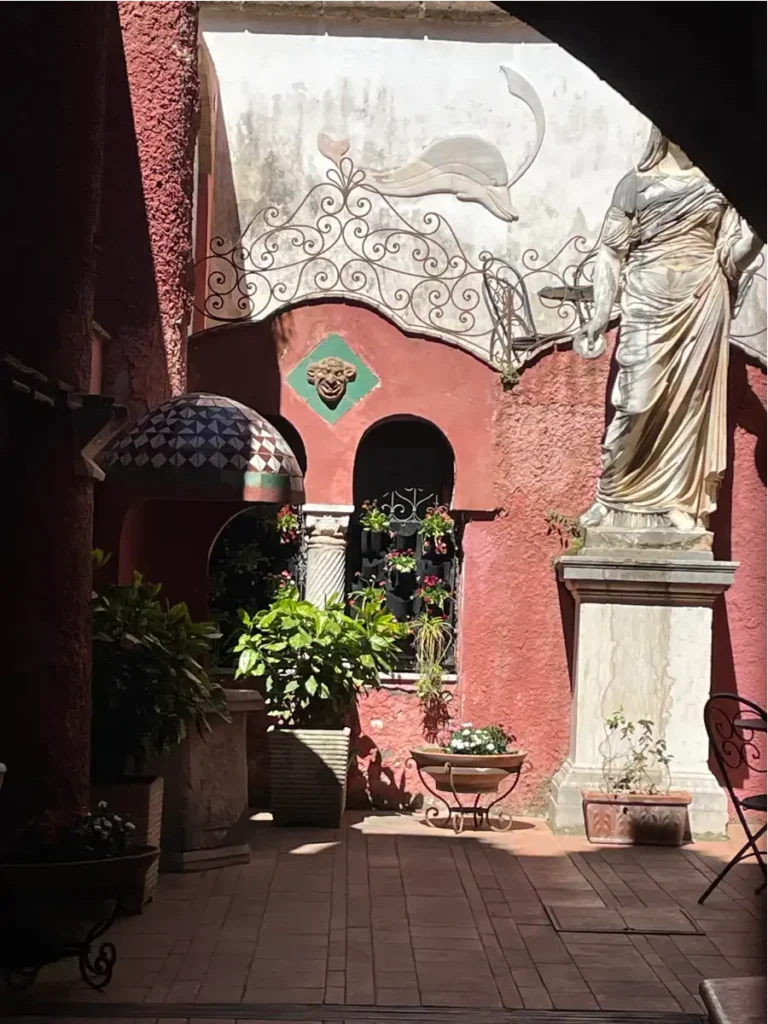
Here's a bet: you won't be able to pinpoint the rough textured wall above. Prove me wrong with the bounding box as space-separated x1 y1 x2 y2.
189 306 766 815
95 7 169 416
2 3 109 829
118 0 199 395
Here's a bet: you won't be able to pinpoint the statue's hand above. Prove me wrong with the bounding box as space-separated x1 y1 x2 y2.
574 319 607 360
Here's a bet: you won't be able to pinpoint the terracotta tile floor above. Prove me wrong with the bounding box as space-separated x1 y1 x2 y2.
2 813 765 1019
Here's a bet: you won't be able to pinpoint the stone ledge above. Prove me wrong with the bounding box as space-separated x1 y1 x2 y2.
200 1 516 24
557 554 738 607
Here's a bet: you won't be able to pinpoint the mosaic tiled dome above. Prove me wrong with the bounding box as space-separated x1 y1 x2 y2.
103 393 304 503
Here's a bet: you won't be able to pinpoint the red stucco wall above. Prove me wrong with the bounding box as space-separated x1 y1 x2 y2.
189 303 766 813
117 0 199 398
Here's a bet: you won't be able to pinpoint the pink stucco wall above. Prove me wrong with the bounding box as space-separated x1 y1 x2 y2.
189 303 766 813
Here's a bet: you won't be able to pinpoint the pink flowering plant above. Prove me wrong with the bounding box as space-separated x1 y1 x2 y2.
416 575 452 611
421 506 453 555
276 505 300 544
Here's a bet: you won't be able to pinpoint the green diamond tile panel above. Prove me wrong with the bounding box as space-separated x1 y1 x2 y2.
286 334 379 424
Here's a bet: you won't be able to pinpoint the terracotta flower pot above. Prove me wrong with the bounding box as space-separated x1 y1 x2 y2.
582 790 692 846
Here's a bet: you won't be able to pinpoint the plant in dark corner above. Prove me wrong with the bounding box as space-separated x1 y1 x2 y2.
359 501 391 534
90 550 230 783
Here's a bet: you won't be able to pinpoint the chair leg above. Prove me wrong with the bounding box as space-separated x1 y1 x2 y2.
699 836 754 905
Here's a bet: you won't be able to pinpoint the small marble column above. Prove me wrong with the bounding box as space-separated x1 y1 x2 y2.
304 504 354 608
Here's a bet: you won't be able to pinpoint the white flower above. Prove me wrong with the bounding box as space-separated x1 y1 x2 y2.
486 743 495 751
454 740 464 750
125 822 136 832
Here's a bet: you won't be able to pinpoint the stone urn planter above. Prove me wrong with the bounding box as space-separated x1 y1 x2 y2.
582 791 692 846
269 727 351 828
91 775 164 912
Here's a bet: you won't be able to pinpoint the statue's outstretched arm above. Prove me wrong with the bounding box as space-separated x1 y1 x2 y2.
574 174 634 359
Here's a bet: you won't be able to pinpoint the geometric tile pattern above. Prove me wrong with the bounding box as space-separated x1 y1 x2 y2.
286 334 379 425
102 392 304 498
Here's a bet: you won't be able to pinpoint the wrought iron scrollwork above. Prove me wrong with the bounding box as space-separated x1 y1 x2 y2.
195 147 597 371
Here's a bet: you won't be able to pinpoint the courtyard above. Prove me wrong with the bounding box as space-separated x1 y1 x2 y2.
3 813 764 1022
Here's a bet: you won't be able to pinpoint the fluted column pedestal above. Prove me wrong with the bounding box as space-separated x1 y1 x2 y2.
304 504 354 608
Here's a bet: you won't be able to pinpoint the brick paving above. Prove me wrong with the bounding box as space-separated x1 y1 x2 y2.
2 813 764 1018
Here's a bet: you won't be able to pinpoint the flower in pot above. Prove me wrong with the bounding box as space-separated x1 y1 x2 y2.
0 800 159 989
385 548 417 582
415 575 452 613
359 501 391 558
582 708 691 846
276 504 300 545
234 582 405 827
420 505 454 556
90 550 230 907
410 723 526 799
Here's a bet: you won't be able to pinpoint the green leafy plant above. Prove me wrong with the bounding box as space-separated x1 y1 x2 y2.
420 506 454 555
2 801 141 865
416 575 452 611
385 549 417 574
545 508 584 555
359 501 391 533
601 708 673 795
445 723 514 755
412 612 453 700
91 551 230 782
234 587 405 728
499 364 521 392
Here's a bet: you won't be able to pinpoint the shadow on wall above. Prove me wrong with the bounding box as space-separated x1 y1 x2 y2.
94 4 169 415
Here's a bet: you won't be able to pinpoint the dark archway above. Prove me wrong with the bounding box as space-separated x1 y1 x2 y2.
499 3 766 236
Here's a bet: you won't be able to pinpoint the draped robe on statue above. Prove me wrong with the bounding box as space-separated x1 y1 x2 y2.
596 172 741 523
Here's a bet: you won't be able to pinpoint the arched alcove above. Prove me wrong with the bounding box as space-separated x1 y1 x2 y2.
349 416 459 674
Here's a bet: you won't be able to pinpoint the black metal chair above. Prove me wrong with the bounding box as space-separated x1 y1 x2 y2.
699 693 766 904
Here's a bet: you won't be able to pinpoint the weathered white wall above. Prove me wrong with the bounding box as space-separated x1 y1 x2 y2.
200 9 765 366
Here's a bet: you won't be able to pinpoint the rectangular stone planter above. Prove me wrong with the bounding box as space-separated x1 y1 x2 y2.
269 727 351 828
148 689 262 872
582 790 692 846
91 775 164 912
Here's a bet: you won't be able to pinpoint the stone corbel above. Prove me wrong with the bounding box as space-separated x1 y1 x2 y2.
74 394 130 481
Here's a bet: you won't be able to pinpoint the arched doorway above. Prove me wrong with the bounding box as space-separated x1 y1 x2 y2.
348 416 459 675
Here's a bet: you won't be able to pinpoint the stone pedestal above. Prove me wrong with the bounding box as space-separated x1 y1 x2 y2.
304 504 354 607
151 689 263 872
549 549 737 838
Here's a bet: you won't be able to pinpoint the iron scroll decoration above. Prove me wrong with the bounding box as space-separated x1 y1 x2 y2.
195 140 766 370
194 143 599 373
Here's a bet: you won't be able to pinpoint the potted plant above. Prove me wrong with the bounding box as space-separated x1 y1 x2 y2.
90 551 230 908
582 709 691 846
0 800 158 989
359 500 391 558
412 723 526 791
234 582 404 827
419 505 454 558
384 549 417 618
276 504 300 546
415 575 452 614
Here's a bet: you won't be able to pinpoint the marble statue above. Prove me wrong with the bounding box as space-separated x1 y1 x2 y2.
576 126 762 532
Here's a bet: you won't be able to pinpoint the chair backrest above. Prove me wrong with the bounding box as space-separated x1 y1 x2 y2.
703 693 766 811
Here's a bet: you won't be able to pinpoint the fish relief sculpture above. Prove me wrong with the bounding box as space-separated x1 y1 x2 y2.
340 66 545 223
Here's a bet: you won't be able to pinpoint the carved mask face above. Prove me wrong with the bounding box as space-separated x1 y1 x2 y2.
307 356 357 407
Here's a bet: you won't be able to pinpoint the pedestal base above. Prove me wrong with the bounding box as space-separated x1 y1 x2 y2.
160 843 251 873
549 760 728 838
550 552 737 841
